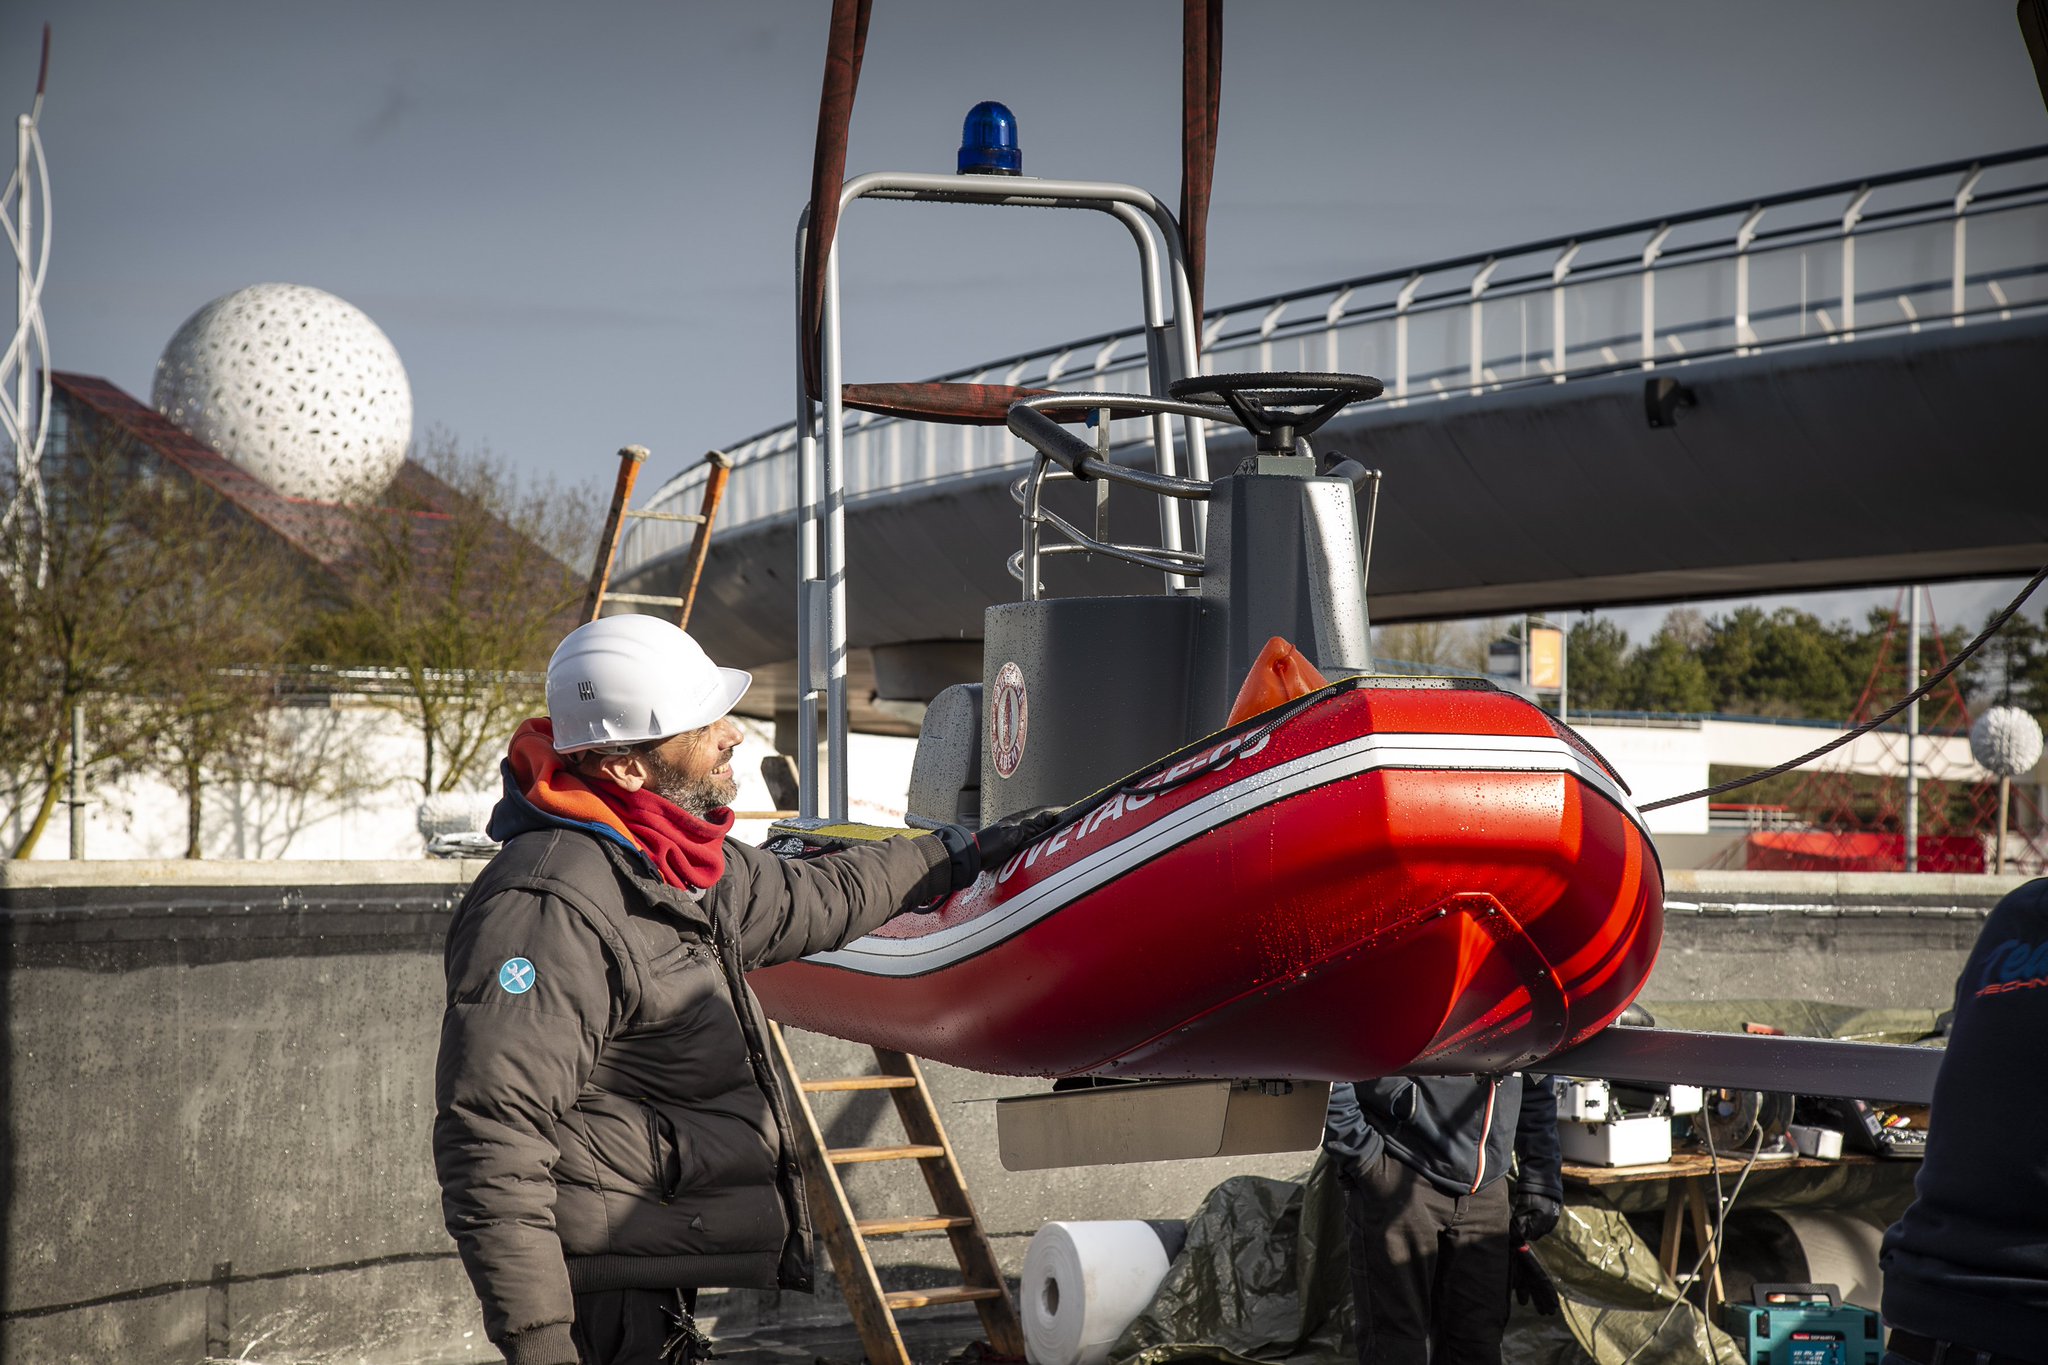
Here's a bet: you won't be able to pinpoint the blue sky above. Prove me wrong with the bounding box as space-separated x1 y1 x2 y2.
13 0 2046 635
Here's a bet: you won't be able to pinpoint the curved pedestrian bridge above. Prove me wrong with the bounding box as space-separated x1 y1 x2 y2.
617 147 2048 710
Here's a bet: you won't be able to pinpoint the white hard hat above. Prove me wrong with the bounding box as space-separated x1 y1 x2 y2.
546 614 751 754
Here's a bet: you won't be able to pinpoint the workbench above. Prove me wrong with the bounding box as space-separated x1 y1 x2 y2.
1560 1150 1882 1309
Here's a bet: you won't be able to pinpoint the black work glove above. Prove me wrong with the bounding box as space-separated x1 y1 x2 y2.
938 807 1063 890
1509 1243 1559 1316
1511 1191 1561 1244
973 806 1064 872
661 1293 716 1365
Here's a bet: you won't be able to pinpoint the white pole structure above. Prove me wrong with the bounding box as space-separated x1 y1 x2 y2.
1559 618 1570 726
1953 165 1983 326
13 112 24 486
67 701 83 859
1841 185 1873 342
1323 287 1352 373
1971 706 2043 879
1550 242 1579 382
1905 588 1921 873
1393 273 1421 402
791 214 822 818
1999 775 2012 876
1733 207 1763 355
1640 224 1672 370
3 29 51 579
1467 257 1498 395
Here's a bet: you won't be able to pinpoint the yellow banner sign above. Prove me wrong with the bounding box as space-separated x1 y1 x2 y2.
1528 626 1564 691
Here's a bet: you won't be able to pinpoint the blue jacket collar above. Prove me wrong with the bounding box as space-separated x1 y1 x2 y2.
485 759 661 881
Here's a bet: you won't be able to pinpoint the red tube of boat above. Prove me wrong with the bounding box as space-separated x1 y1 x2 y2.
750 676 1663 1081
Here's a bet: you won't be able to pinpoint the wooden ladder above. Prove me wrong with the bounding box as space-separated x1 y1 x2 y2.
766 1021 1024 1365
582 444 733 627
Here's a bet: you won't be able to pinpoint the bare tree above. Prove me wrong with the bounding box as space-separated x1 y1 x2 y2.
1374 619 1469 671
134 499 309 855
310 434 596 796
212 700 388 858
0 433 170 855
1373 618 1509 673
0 428 313 856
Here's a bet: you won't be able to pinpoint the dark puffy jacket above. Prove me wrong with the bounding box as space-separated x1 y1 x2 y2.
1323 1074 1562 1203
433 779 951 1365
1881 878 2048 1359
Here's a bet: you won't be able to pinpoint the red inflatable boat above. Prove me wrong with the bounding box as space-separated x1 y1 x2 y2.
750 674 1663 1081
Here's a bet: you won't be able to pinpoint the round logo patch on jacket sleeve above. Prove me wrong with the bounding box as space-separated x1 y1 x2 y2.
497 957 536 995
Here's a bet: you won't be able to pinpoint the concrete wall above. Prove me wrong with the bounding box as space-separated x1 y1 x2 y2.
1 862 484 1365
2 862 2029 1363
0 861 1300 1364
1645 869 2025 1010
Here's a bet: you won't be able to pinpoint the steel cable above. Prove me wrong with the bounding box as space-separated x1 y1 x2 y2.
1639 561 2048 812
1615 1125 1762 1365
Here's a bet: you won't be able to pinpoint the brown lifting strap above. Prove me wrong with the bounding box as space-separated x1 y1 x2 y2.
1182 0 1223 327
798 0 1223 412
841 383 1155 426
800 0 870 403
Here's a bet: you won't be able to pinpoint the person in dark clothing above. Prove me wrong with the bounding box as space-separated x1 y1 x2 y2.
1879 877 2048 1365
1323 1073 1563 1365
433 616 1053 1365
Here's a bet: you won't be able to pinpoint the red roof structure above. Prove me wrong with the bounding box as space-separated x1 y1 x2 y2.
50 371 467 574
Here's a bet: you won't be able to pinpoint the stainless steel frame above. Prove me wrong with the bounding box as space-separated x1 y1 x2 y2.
795 172 1212 818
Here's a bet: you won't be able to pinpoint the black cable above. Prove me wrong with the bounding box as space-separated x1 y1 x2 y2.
1618 1127 1763 1365
1640 562 2048 812
1115 683 1343 799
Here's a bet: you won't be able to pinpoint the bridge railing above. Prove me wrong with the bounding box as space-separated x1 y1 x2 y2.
621 146 2048 575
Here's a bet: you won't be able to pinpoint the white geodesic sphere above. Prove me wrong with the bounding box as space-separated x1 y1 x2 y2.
152 283 412 504
1971 704 2045 779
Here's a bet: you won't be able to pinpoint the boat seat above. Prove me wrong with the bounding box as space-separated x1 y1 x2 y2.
906 684 983 828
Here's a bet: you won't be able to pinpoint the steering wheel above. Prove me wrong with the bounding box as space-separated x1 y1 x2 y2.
1167 372 1384 456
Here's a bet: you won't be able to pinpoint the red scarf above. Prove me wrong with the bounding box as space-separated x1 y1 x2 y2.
506 718 735 891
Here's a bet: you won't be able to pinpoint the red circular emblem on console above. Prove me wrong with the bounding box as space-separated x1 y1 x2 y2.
990 661 1028 779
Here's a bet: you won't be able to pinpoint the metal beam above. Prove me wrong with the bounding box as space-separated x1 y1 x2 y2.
1545 1025 1941 1104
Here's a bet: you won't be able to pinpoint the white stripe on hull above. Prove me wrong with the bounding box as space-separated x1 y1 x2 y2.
805 730 1646 977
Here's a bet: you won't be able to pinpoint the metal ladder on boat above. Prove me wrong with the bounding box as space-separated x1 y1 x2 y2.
581 458 1020 1363
765 1021 1024 1365
582 443 734 626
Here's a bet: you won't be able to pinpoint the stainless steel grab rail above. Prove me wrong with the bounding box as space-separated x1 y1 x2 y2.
1005 396 1222 596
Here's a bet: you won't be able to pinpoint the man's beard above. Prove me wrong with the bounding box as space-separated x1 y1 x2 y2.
644 750 736 817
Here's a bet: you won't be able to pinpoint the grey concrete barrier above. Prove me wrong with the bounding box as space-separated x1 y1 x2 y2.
0 861 1303 1363
1647 869 2029 1009
1 862 2027 1362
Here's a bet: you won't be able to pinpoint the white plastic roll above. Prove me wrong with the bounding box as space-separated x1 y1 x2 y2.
1022 1221 1180 1365
1779 1210 1884 1307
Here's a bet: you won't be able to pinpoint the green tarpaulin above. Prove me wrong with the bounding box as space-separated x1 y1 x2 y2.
1109 1000 1938 1365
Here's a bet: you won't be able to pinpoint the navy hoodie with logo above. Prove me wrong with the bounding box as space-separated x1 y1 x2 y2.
1881 877 2048 1358
1323 1073 1561 1205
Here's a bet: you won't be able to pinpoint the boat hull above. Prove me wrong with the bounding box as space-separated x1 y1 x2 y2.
750 678 1663 1080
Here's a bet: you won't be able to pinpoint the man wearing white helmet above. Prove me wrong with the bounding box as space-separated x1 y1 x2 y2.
432 615 1053 1365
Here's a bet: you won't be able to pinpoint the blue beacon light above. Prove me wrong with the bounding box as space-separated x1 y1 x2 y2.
957 101 1022 176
